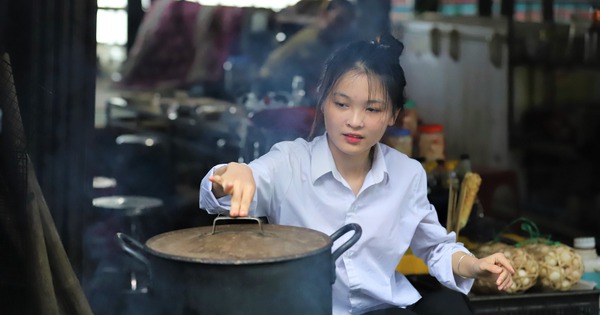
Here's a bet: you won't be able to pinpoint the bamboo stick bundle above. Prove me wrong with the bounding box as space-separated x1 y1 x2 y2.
446 177 459 233
456 172 482 236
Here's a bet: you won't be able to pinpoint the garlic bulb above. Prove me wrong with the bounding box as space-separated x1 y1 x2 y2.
524 242 584 291
473 243 538 294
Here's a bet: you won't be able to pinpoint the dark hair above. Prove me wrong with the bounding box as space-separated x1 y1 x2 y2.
308 33 407 139
325 0 355 15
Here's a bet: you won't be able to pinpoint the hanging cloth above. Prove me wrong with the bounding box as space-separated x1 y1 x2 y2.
0 53 93 315
119 0 243 91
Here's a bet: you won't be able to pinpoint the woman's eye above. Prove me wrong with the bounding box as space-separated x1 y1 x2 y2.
366 107 382 113
334 102 346 108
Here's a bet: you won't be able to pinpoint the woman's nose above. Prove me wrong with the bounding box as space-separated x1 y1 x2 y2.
347 109 364 128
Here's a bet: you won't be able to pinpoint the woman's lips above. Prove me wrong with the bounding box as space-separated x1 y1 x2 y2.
344 133 363 144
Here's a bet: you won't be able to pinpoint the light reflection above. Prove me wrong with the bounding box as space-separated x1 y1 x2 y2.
97 0 301 45
189 0 300 11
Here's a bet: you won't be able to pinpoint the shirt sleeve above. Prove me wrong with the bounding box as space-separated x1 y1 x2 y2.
408 168 475 294
245 141 297 219
199 163 234 214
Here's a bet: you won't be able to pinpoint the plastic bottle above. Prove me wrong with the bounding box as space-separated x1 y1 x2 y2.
445 159 459 189
383 127 413 157
432 159 447 192
455 153 472 181
290 75 306 107
418 157 436 193
400 100 418 139
244 92 263 112
573 237 600 288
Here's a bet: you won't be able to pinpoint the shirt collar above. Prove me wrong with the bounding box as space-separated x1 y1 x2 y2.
369 143 388 184
310 133 389 185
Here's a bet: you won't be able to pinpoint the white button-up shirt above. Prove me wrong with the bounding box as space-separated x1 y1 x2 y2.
199 134 474 314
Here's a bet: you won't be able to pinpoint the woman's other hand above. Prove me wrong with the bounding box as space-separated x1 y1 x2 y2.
209 162 256 217
471 252 515 291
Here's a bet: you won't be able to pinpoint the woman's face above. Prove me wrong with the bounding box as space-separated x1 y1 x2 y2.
323 71 397 163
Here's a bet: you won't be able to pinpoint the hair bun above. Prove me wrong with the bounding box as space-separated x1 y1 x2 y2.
373 33 404 60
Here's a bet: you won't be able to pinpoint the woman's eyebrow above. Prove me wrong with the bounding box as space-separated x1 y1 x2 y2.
332 92 351 99
332 92 385 105
367 99 385 105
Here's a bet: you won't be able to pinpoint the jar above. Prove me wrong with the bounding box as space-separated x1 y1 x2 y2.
383 127 412 157
574 237 600 288
418 124 445 162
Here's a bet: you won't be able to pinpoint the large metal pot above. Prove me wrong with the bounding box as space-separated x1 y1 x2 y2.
117 216 361 315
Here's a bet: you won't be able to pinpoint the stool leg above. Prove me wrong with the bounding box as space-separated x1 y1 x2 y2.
127 212 146 293
130 215 141 241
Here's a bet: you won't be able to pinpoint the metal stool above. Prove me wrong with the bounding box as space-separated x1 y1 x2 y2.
92 195 163 293
92 176 117 198
113 133 172 198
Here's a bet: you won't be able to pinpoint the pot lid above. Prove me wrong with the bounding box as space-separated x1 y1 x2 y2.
145 217 332 264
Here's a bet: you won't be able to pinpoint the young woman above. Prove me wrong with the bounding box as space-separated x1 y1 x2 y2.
199 34 514 315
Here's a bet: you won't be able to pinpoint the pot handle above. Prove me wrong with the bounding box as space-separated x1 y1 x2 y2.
329 223 362 283
115 232 152 293
330 223 362 261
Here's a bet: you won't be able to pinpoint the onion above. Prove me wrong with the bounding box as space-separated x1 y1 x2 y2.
549 271 561 281
560 252 572 264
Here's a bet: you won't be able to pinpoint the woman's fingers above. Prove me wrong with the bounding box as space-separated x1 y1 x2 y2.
476 253 515 291
209 163 255 217
228 179 253 217
497 268 514 291
495 254 515 274
229 180 242 216
210 176 235 194
209 175 221 185
493 253 515 291
239 184 255 217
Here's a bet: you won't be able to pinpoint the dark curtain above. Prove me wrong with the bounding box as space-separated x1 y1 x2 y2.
3 0 97 273
0 0 96 313
0 53 94 315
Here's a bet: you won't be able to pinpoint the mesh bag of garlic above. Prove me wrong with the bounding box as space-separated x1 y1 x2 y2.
522 241 584 291
473 242 539 294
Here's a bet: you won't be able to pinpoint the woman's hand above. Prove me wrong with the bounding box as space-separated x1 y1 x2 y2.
209 162 256 217
471 252 515 291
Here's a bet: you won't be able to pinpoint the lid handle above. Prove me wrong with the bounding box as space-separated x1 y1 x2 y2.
211 216 263 235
